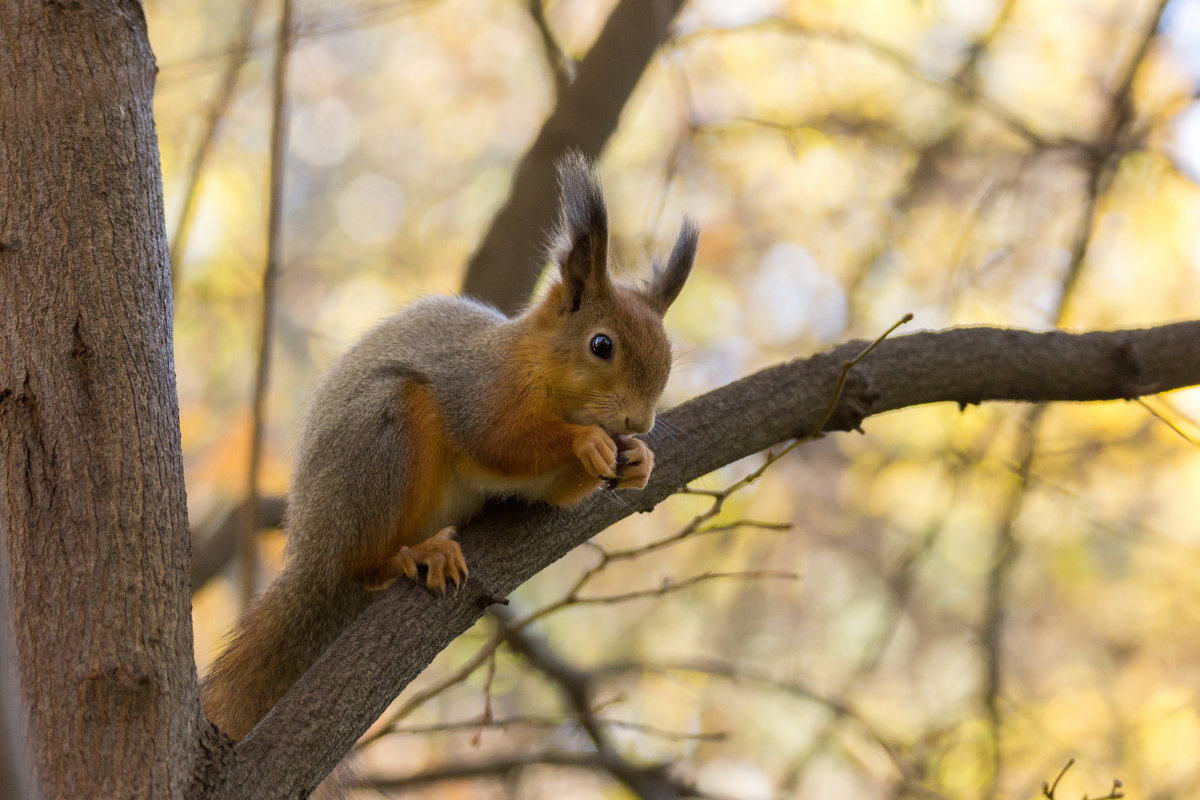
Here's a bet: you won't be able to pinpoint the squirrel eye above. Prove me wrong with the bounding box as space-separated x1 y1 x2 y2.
589 333 613 360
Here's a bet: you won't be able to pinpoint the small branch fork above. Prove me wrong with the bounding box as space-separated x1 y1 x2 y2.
1043 759 1124 800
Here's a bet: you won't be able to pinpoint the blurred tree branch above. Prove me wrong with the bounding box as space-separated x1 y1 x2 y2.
167 0 262 291
238 0 295 607
526 0 574 95
981 6 1167 791
191 496 286 593
360 751 682 793
490 603 702 800
460 0 689 313
207 319 1200 798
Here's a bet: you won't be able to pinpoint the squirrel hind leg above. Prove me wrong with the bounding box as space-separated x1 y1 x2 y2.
363 526 468 594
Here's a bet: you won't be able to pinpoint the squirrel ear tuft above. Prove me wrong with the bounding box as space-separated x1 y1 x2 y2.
550 150 609 313
645 218 698 315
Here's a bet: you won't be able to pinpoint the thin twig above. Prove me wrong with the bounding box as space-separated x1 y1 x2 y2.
602 520 791 562
389 713 726 743
605 658 914 782
470 648 498 746
1042 757 1124 800
1043 758 1075 798
809 311 914 438
358 751 706 794
527 0 574 93
357 632 505 748
1137 398 1200 447
572 570 796 607
983 7 1168 791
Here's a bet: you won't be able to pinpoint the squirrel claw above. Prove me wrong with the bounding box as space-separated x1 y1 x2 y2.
611 436 654 490
573 426 618 480
398 527 468 594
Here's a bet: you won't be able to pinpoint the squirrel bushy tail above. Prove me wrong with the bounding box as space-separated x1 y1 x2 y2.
200 567 374 741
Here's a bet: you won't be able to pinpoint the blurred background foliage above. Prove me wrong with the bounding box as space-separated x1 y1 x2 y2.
154 0 1200 796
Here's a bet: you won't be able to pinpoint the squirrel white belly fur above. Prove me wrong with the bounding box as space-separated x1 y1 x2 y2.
200 152 698 741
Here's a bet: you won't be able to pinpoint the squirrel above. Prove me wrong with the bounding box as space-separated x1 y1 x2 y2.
200 152 698 741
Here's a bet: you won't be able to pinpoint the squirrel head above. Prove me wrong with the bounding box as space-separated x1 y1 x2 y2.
527 152 698 436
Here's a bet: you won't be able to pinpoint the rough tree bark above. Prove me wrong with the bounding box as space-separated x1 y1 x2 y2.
0 2 198 798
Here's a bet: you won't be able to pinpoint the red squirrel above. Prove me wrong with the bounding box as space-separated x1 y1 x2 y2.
201 152 698 740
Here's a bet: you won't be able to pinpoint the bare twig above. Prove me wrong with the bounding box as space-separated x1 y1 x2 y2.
1055 0 1169 325
1044 759 1075 798
1138 398 1200 447
688 15 1060 150
527 0 574 93
357 631 504 749
1042 758 1124 800
157 0 436 85
982 402 1046 789
191 495 285 592
386 713 725 743
470 647 498 746
603 658 914 783
810 312 914 438
602 519 791 562
359 751 692 794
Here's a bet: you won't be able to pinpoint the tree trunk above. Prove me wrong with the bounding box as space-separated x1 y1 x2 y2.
0 3 197 798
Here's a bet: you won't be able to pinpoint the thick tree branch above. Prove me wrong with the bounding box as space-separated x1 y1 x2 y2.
210 320 1200 798
460 0 689 313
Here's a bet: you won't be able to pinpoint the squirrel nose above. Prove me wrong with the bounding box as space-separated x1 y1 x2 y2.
625 413 654 435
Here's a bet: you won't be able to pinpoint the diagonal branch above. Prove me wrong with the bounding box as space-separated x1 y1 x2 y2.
460 0 689 313
209 320 1200 798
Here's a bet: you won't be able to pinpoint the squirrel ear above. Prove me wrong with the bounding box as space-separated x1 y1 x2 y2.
644 218 698 315
551 151 609 313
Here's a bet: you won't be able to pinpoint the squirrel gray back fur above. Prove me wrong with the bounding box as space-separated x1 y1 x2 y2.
286 296 516 581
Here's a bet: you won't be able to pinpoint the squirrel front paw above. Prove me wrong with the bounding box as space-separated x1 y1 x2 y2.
572 426 618 480
611 435 654 490
393 527 468 594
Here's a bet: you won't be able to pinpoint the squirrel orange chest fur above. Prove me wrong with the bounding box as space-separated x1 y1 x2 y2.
380 364 582 553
